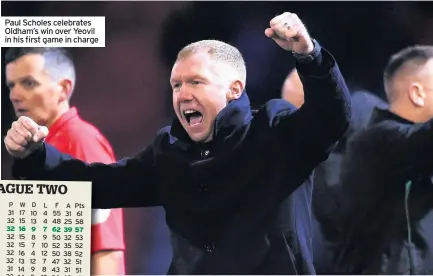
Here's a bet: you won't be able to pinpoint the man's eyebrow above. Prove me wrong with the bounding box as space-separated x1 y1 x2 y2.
169 78 179 86
6 75 35 86
170 74 207 83
189 74 207 80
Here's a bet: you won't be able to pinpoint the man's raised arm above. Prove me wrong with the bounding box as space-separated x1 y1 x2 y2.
264 12 351 175
5 116 159 209
286 41 351 150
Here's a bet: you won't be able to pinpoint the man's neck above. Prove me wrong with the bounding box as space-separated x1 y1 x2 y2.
46 103 70 128
389 102 425 123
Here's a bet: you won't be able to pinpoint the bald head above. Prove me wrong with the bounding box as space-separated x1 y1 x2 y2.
384 45 433 122
281 69 304 108
384 45 433 104
177 40 247 86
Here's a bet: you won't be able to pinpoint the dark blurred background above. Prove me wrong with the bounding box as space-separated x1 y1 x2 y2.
1 1 433 274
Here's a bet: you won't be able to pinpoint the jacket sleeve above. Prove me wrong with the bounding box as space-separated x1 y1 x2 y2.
381 120 433 181
12 142 159 209
272 42 351 178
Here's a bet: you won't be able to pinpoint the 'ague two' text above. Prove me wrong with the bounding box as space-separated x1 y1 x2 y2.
0 183 68 194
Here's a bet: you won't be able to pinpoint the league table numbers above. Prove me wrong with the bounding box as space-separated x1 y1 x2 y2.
0 180 92 276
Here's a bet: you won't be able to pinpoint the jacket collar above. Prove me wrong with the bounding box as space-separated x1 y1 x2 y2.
169 90 253 148
369 106 415 126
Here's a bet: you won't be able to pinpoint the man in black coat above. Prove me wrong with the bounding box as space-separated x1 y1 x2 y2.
5 12 351 274
279 68 315 275
311 90 387 274
336 45 433 274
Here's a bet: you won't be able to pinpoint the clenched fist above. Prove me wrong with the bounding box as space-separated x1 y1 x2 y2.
265 12 314 54
4 116 49 159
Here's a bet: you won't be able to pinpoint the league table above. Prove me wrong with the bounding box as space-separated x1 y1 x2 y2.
0 180 92 276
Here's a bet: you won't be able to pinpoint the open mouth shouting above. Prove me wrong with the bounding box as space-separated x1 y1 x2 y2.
14 107 28 115
183 109 203 127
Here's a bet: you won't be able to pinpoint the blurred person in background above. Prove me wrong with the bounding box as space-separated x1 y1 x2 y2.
4 47 126 275
281 69 304 108
311 89 387 274
5 13 351 274
281 68 389 274
336 45 433 274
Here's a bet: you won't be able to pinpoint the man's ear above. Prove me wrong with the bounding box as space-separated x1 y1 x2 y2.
226 80 244 101
59 78 73 101
408 82 425 107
